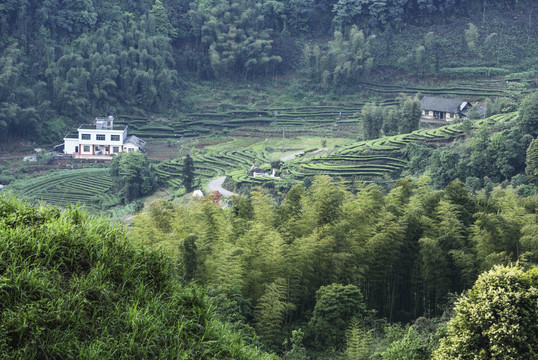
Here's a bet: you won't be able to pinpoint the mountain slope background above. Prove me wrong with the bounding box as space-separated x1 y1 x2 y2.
0 0 536 144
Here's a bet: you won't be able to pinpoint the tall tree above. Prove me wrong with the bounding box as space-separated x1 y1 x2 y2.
464 23 479 55
149 0 177 38
361 102 382 140
399 95 421 134
195 0 281 79
182 154 195 192
525 138 538 185
255 278 294 349
307 283 366 350
304 25 374 88
518 91 538 137
110 151 157 203
345 318 372 360
181 234 198 283
381 105 400 136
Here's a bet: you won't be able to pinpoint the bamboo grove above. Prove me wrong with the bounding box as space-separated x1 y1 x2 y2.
0 195 278 359
129 175 538 351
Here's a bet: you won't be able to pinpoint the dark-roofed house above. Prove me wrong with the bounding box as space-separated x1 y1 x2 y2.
421 96 472 122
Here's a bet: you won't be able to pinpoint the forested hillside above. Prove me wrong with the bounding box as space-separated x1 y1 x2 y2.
1 0 536 143
130 175 538 358
3 176 536 359
1 0 538 358
0 195 277 359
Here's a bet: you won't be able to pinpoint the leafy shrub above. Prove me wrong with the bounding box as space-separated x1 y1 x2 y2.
433 265 538 359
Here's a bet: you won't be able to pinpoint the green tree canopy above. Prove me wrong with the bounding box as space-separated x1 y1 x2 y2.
433 265 538 359
518 91 538 137
110 151 157 203
307 283 366 350
182 154 195 192
303 25 374 89
361 102 382 140
399 95 422 134
526 138 538 185
193 0 281 79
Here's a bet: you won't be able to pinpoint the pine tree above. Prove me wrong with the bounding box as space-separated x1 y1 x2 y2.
182 154 195 192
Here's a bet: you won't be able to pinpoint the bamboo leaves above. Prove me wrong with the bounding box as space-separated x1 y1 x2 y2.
303 25 374 89
0 196 278 359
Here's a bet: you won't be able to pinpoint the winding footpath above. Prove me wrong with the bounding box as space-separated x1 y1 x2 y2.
207 176 237 197
206 151 304 197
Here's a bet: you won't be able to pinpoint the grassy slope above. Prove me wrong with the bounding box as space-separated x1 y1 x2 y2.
0 196 277 359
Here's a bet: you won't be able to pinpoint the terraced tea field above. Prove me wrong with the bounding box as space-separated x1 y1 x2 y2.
115 100 400 139
152 111 518 189
6 168 119 211
358 81 508 98
155 147 273 189
4 111 519 209
113 78 518 143
284 112 519 183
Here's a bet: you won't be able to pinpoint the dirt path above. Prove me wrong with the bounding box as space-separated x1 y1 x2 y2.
280 151 304 161
207 176 237 197
205 151 303 197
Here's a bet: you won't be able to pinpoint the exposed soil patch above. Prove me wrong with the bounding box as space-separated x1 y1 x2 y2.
144 138 233 161
144 142 181 161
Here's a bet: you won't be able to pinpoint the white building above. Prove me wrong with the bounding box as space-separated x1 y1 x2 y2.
63 116 145 157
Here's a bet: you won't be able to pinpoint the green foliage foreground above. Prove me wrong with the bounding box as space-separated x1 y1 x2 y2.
433 265 538 359
0 196 276 360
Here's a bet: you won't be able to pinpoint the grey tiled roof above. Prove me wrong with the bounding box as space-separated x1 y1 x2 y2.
421 96 465 113
124 135 146 148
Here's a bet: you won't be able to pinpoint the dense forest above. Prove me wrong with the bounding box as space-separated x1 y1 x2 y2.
128 173 538 357
3 180 536 358
1 0 538 358
0 0 536 143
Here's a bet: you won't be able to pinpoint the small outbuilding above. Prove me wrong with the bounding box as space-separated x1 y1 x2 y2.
124 135 147 152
